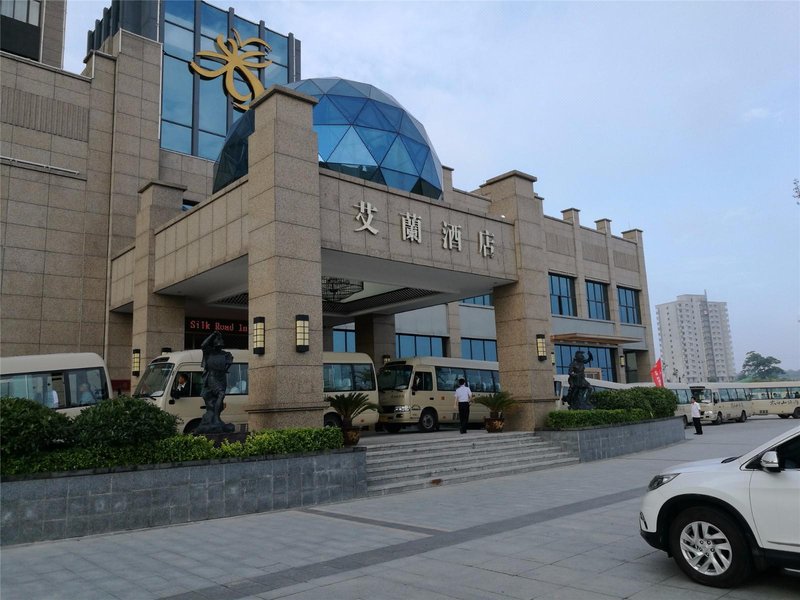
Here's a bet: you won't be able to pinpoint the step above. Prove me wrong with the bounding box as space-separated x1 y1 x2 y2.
366 441 556 468
364 431 538 452
367 457 581 497
365 436 548 459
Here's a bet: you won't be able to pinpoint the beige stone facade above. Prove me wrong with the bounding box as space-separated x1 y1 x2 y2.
1 25 655 428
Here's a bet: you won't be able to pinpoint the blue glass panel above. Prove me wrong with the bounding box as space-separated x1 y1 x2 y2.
164 0 194 29
420 153 441 186
264 64 288 87
332 331 346 352
370 169 386 185
382 136 415 174
233 16 259 42
200 2 227 37
354 101 393 131
471 340 485 361
162 56 193 126
374 101 404 129
265 30 288 65
316 125 349 162
397 335 414 358
328 127 377 166
294 80 323 96
368 86 399 105
380 168 419 191
313 96 349 125
431 337 444 357
161 121 191 154
312 78 342 93
164 22 194 61
328 95 368 123
399 114 425 143
347 80 374 98
328 79 365 98
198 77 227 135
417 336 431 357
354 127 394 164
485 341 498 361
198 131 225 160
400 136 429 173
200 35 216 52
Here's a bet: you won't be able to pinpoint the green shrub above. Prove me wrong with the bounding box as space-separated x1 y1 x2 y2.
545 408 650 429
644 387 679 419
0 397 74 458
243 427 343 456
151 435 217 463
474 391 517 418
72 396 178 448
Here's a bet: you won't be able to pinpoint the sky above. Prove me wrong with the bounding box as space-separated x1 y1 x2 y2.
61 0 800 371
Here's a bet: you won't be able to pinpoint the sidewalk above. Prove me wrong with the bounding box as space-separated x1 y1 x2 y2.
2 418 798 600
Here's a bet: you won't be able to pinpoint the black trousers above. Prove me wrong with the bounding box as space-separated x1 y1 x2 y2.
458 402 470 433
693 417 703 435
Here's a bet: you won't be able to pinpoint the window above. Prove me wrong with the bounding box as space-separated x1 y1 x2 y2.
395 334 445 358
586 281 609 320
618 287 641 324
549 274 576 316
461 338 497 361
0 0 40 25
225 364 248 395
555 344 615 382
323 363 375 393
332 330 355 352
461 295 493 306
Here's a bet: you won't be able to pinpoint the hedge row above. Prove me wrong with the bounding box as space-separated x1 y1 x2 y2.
0 397 343 477
591 386 677 419
545 408 651 429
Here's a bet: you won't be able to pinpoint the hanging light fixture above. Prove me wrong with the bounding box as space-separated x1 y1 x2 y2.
321 276 364 302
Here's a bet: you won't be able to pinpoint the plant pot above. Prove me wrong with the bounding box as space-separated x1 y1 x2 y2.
342 427 361 446
484 417 505 433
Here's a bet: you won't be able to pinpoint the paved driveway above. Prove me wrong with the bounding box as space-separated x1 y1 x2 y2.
2 417 798 599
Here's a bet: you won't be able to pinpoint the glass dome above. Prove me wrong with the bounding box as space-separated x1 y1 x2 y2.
213 77 443 200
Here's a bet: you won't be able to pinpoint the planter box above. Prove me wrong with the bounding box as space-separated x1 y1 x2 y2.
537 417 685 462
0 447 366 546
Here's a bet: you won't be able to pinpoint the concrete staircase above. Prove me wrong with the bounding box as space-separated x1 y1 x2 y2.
365 431 579 497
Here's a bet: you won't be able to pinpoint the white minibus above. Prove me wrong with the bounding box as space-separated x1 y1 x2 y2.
0 353 112 417
742 382 800 419
377 357 500 433
132 350 378 433
690 383 752 424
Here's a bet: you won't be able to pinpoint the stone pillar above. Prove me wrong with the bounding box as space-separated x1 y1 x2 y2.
245 87 323 430
622 228 654 378
446 301 462 357
354 314 396 365
481 171 551 431
562 208 586 318
130 181 187 388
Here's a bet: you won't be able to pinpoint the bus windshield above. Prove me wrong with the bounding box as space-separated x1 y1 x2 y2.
377 364 413 391
133 363 174 398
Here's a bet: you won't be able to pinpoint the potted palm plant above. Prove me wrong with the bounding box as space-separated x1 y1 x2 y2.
475 391 517 432
325 392 379 446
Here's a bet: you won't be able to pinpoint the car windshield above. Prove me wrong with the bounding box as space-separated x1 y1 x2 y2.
133 363 174 398
377 365 413 391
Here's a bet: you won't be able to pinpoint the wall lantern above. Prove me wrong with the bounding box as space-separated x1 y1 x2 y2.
161 347 172 354
620 354 626 368
295 314 309 353
253 317 265 355
382 354 391 365
131 348 141 376
550 351 556 366
535 334 547 361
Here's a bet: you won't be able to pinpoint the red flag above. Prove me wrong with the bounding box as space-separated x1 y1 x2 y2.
650 359 664 387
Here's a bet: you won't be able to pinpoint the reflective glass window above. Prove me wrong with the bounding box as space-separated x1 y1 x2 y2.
162 56 193 126
265 29 288 65
586 281 609 320
198 131 225 160
416 336 431 357
397 334 414 358
164 0 194 29
198 77 227 135
29 0 39 25
618 287 641 324
549 274 576 316
264 64 289 88
164 22 195 61
161 121 191 154
555 344 614 382
430 337 444 357
332 330 355 352
200 2 227 37
484 341 497 361
233 15 258 41
1 2 12 18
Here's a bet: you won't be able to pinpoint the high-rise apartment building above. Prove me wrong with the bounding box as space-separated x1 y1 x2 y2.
656 293 735 383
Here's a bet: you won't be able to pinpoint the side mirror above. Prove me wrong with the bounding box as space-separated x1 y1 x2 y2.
760 450 780 472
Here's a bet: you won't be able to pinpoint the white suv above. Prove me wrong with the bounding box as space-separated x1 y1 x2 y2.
639 425 800 587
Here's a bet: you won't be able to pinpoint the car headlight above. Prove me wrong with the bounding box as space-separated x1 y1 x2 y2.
647 473 679 491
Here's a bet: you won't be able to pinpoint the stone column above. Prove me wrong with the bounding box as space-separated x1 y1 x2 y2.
623 228 654 377
446 301 462 357
130 181 187 388
482 171 552 431
245 87 323 430
355 314 396 365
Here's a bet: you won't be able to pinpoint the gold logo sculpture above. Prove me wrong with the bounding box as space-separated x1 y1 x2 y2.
189 28 272 111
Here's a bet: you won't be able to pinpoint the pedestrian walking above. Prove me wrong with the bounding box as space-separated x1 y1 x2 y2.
454 377 473 434
691 397 703 435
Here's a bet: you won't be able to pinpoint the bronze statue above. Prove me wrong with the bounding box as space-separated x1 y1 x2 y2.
565 350 594 410
195 331 235 433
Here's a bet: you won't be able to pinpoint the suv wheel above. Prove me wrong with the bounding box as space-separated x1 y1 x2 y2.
668 507 752 588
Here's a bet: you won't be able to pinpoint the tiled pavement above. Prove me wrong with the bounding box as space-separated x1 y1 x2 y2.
2 418 798 600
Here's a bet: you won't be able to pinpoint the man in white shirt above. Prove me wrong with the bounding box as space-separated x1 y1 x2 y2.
690 398 703 435
453 377 473 434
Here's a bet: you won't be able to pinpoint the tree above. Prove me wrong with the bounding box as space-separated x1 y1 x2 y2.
738 351 785 381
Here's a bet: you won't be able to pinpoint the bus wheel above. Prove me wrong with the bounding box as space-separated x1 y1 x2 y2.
778 414 790 419
384 423 401 434
714 412 723 425
793 407 800 419
324 413 342 428
418 409 438 433
184 419 201 434
737 411 747 423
